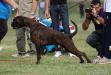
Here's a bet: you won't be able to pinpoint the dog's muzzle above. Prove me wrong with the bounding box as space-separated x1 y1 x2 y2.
11 22 18 29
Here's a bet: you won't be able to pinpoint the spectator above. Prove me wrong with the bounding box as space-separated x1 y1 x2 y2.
79 1 85 18
96 0 111 64
82 0 105 62
12 0 39 57
45 0 71 57
0 0 18 50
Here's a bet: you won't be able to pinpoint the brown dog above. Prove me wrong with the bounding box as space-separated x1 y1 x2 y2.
11 16 91 64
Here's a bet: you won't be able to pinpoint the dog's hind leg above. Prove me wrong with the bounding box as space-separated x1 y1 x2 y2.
67 44 91 63
61 43 85 63
68 46 91 63
60 40 91 63
71 50 91 63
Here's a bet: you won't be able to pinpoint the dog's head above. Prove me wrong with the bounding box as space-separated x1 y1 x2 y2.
11 16 36 29
11 16 25 29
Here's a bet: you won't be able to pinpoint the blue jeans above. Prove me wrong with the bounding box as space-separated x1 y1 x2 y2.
0 19 7 42
50 4 70 35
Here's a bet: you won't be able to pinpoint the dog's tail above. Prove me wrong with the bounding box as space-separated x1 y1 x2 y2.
70 20 78 38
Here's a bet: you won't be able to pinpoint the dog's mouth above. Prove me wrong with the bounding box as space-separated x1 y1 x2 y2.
11 25 18 29
11 22 19 29
12 27 18 29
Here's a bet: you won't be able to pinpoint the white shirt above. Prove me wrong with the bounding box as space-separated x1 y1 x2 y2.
104 0 111 12
39 1 45 8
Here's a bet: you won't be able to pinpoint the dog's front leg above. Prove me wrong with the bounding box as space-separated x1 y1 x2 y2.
35 44 41 64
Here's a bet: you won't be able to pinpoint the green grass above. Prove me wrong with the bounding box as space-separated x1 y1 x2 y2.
0 1 111 75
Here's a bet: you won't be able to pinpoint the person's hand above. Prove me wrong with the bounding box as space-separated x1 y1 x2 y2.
13 1 18 12
44 10 50 18
91 8 97 17
29 12 36 19
86 13 91 19
30 15 36 19
29 12 37 21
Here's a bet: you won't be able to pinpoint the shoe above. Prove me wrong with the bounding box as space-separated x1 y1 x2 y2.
27 50 36 55
22 53 30 57
54 51 62 57
68 53 76 57
93 56 102 63
12 53 20 57
0 46 3 51
97 57 111 64
12 53 30 57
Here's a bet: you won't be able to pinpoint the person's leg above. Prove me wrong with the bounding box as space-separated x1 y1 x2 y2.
86 31 102 56
50 5 60 32
26 27 36 55
50 5 62 57
15 27 26 55
87 31 104 63
22 11 36 55
102 13 111 59
58 4 71 56
59 4 70 35
0 19 8 41
79 4 84 18
0 19 8 51
39 7 45 19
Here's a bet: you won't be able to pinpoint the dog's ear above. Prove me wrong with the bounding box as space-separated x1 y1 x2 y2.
23 17 37 25
14 16 25 24
23 17 33 23
17 16 30 26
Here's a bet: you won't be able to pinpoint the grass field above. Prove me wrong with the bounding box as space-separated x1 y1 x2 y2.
0 1 111 75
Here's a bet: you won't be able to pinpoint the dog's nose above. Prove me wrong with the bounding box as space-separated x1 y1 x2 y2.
11 22 17 29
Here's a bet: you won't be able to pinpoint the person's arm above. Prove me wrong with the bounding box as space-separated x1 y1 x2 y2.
45 0 50 18
93 14 105 25
82 13 91 31
31 0 39 15
3 0 18 10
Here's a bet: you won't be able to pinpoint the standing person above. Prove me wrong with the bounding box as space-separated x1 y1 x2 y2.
79 1 85 18
45 0 71 57
0 0 18 50
82 0 105 61
96 0 111 64
12 0 39 57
